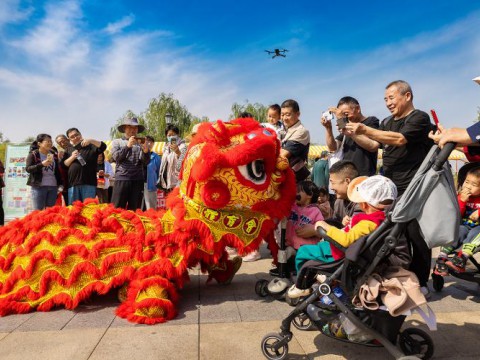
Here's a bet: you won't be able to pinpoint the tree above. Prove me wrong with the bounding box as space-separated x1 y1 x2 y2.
228 100 269 123
23 136 35 144
142 93 195 141
476 107 480 122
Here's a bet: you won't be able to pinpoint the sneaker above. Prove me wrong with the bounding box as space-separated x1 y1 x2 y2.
242 250 261 262
446 254 467 273
287 284 312 299
226 246 238 257
434 258 449 276
269 266 280 277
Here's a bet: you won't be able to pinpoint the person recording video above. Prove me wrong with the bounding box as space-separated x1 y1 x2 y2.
110 117 150 210
158 124 188 194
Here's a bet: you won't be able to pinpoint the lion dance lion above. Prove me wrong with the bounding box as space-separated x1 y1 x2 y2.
0 118 296 324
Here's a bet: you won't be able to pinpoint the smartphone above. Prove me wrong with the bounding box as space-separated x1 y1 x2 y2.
134 137 146 144
170 138 177 145
336 117 349 130
47 153 53 161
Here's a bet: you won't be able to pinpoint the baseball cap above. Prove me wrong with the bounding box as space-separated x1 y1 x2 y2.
347 175 397 208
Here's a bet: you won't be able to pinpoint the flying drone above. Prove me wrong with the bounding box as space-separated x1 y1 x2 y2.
265 48 288 59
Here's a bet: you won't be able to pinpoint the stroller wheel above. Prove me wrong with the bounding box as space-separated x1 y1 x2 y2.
255 279 270 297
292 313 316 331
261 332 289 360
285 293 300 306
398 328 434 360
431 273 444 292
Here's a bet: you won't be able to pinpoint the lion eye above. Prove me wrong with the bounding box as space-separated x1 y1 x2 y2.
238 159 266 185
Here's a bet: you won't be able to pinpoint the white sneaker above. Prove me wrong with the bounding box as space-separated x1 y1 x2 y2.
242 250 261 262
226 247 238 257
287 284 312 299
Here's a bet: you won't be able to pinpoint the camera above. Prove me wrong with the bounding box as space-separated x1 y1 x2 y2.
134 137 145 144
336 116 349 130
322 110 334 122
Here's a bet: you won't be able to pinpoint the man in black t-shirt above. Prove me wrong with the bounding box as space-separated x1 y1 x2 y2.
322 96 380 176
345 80 435 290
62 128 107 205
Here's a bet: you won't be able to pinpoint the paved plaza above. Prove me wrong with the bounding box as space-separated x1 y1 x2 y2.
0 246 479 360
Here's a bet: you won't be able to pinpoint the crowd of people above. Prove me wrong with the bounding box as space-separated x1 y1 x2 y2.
1 78 478 294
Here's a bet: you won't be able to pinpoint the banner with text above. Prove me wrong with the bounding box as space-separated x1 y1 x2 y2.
3 144 31 221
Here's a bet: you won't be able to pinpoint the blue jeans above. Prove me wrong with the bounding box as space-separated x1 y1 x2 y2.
31 186 58 210
68 185 96 205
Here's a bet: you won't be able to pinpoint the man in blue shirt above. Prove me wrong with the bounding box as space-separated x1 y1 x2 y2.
144 135 161 210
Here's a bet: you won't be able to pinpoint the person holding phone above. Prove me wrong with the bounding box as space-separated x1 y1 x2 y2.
321 96 380 176
158 124 187 193
110 117 150 210
26 134 63 210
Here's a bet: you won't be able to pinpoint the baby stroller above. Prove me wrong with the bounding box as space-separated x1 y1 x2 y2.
255 218 298 304
260 144 459 360
432 161 480 291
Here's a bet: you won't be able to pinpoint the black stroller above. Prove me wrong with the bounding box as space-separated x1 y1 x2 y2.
432 161 480 291
260 144 459 360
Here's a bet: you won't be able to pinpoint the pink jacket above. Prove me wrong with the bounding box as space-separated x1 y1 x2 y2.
286 203 324 249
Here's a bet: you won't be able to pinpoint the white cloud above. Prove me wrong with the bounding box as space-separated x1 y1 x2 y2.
0 0 32 28
0 1 479 147
104 14 135 35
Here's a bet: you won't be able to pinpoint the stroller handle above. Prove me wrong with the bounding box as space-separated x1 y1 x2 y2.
433 142 456 171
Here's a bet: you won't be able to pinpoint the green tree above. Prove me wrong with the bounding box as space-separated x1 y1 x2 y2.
476 107 480 122
24 136 35 144
229 100 269 123
142 93 195 141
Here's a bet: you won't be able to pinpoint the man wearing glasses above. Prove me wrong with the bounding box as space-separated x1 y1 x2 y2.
62 128 106 205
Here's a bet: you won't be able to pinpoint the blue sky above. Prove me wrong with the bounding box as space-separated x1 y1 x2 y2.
0 0 479 143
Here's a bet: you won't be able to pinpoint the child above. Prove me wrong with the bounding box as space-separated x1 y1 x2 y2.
263 104 286 140
270 180 324 276
436 167 480 273
317 186 333 219
288 175 397 298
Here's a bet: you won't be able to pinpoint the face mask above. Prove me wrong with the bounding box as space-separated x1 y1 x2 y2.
167 136 178 143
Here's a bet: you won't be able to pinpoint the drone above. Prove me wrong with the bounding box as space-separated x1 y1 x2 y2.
265 48 288 59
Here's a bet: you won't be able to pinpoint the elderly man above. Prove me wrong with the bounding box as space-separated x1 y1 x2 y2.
62 128 107 205
110 117 150 210
345 80 435 292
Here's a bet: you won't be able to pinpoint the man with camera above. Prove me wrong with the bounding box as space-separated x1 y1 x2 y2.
321 96 380 176
62 128 107 205
110 117 150 210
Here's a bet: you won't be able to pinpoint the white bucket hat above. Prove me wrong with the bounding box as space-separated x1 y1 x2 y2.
347 175 397 208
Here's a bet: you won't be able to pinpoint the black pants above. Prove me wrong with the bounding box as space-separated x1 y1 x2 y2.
111 179 144 210
405 220 432 287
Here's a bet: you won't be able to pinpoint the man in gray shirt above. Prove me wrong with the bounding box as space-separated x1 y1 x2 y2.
110 117 150 210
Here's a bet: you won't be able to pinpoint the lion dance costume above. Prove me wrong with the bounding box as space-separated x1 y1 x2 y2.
0 118 296 324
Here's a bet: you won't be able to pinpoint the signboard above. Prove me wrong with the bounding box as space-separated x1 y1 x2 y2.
3 144 31 221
